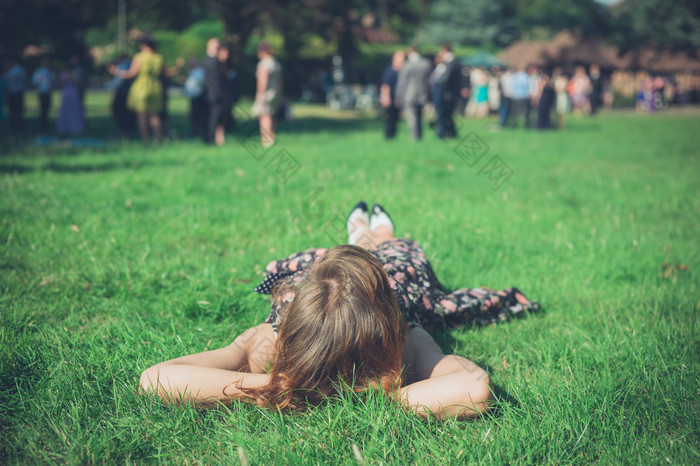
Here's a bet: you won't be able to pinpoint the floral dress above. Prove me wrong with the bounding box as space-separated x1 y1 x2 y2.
254 238 541 334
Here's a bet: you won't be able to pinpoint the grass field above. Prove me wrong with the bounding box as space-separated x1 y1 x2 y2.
1 94 699 463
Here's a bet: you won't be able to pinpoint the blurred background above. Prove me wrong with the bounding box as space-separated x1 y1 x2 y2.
1 0 698 103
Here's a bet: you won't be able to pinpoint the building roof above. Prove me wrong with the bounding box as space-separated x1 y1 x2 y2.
499 30 700 72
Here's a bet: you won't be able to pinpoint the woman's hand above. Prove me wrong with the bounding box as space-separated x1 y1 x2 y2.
139 324 276 405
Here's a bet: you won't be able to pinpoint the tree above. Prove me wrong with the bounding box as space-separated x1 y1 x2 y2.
206 0 272 66
0 0 112 59
501 0 610 40
608 0 700 56
0 0 209 62
267 0 427 78
418 0 518 48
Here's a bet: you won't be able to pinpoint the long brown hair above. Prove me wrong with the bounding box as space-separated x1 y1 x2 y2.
243 245 408 410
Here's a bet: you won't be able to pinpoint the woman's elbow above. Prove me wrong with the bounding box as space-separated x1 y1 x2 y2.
458 370 494 418
472 371 494 413
139 365 161 394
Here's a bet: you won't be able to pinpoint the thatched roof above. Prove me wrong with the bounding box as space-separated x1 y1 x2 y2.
498 39 549 68
499 30 700 72
623 48 700 73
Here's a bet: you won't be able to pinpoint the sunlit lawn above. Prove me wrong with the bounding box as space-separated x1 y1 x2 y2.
1 93 698 463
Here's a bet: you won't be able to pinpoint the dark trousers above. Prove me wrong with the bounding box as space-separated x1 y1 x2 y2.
225 101 236 133
112 85 136 135
8 93 24 132
437 99 457 138
384 105 399 139
590 93 601 115
206 102 226 144
190 95 208 140
511 98 531 128
498 97 511 127
537 89 554 130
38 92 51 131
536 104 552 129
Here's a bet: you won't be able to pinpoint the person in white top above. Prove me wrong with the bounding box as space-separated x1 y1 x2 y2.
252 42 282 148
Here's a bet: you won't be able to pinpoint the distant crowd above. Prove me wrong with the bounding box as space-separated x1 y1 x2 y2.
378 43 700 140
2 38 699 145
0 35 281 147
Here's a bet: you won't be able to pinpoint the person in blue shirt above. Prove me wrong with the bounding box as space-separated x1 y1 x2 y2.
31 56 56 132
510 67 531 128
183 58 207 140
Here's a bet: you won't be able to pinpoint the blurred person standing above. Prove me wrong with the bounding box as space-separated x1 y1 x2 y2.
553 68 569 130
498 68 514 128
252 42 282 148
589 64 602 115
510 66 531 128
467 67 489 118
487 66 501 118
159 58 184 139
380 50 405 139
204 38 227 145
4 57 27 133
31 56 56 132
434 43 461 138
395 44 431 140
56 62 85 136
569 66 591 115
183 58 207 140
429 51 446 132
108 35 165 144
457 66 471 115
106 53 135 138
536 74 554 130
68 56 86 113
218 45 239 135
528 66 540 110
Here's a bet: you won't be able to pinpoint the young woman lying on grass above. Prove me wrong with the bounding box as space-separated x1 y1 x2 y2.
140 202 540 419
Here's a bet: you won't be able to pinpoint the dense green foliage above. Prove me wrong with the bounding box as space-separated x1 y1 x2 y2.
4 0 699 69
609 0 700 54
418 0 518 49
1 95 699 463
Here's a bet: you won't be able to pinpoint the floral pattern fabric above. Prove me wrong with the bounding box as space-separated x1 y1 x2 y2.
254 239 540 333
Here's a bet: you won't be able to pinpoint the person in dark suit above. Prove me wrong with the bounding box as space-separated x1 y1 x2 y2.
395 45 432 140
203 38 227 146
589 64 602 115
435 43 461 139
536 74 554 129
380 50 405 139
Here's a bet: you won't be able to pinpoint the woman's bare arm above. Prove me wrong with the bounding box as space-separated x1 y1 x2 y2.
400 327 493 419
112 56 141 80
139 324 276 405
256 65 269 99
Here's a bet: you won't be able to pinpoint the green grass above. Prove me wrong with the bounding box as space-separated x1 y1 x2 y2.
1 93 699 463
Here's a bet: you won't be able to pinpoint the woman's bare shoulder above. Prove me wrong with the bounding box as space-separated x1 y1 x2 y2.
238 323 275 373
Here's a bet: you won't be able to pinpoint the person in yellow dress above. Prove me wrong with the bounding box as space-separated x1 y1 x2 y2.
109 36 164 144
